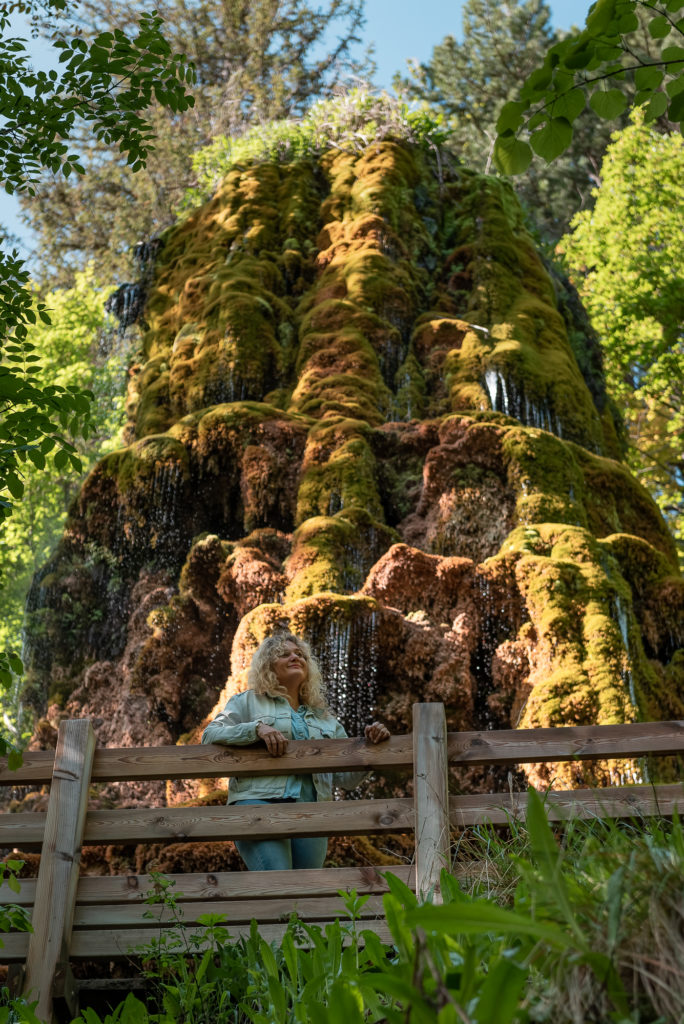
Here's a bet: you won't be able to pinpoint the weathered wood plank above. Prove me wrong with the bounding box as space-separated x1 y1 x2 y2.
80 798 415 844
0 933 30 961
0 812 45 849
21 719 96 1021
0 798 414 850
4 721 683 786
5 781 682 854
413 703 450 900
73 894 386 927
449 782 684 826
447 721 684 766
1 865 414 907
0 750 55 786
0 736 413 786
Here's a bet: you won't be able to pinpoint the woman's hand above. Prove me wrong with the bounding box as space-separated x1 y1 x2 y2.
364 721 390 744
256 722 288 756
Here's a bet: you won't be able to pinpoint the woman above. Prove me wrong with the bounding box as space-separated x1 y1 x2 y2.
201 631 390 870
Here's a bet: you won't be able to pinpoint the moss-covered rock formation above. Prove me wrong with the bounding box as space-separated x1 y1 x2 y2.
24 141 683 806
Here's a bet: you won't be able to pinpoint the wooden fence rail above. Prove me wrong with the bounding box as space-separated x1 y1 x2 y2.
1 706 683 1023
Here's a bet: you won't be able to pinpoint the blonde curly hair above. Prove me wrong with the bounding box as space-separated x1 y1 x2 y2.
246 632 328 710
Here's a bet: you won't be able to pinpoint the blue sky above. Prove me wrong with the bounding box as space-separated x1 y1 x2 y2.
366 0 592 89
1 0 593 259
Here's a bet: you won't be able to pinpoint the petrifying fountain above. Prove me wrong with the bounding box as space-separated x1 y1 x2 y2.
21 142 684 852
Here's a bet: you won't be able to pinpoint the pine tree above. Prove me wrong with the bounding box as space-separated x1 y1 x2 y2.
396 0 625 242
21 0 370 286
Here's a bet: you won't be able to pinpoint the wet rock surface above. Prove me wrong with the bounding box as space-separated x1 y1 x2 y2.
14 141 684 873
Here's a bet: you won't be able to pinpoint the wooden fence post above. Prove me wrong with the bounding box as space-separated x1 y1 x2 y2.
22 719 96 1023
413 702 450 901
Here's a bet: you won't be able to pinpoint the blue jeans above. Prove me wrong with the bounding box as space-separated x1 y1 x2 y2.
233 799 328 871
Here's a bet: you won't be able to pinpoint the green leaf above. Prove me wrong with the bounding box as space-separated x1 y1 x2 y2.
6 474 24 499
553 88 586 122
586 0 620 35
648 15 672 38
530 117 573 161
407 900 572 947
496 100 528 134
564 45 593 70
54 449 69 471
668 89 684 121
644 90 668 120
667 74 684 97
662 45 684 65
634 66 664 92
618 11 639 32
589 88 628 119
474 957 529 1023
8 749 23 771
494 134 533 175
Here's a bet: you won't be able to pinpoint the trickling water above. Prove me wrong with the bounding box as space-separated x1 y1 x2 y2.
471 571 529 731
484 368 509 416
614 595 638 711
484 368 567 440
311 610 379 737
105 283 146 335
105 237 163 335
612 594 647 784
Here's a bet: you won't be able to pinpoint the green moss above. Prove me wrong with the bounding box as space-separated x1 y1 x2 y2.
28 137 682 760
296 425 383 525
434 174 610 455
285 509 397 600
393 347 427 422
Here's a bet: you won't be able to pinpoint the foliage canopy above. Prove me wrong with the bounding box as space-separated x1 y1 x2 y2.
0 0 194 711
18 0 370 286
494 0 684 174
560 111 684 558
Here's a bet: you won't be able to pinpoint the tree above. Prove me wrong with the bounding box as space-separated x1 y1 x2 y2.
494 0 684 175
19 0 370 286
560 111 684 558
396 0 627 243
0 0 194 716
0 269 127 737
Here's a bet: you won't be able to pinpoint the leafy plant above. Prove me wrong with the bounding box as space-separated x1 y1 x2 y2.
0 0 195 712
494 0 684 174
559 110 684 561
67 795 684 1023
0 860 38 1024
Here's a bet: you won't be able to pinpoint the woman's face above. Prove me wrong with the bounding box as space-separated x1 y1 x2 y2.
272 640 309 691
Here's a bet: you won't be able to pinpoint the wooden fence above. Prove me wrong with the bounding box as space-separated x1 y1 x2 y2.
0 704 683 1023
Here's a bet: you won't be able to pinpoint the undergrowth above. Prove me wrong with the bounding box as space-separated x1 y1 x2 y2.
3 792 683 1023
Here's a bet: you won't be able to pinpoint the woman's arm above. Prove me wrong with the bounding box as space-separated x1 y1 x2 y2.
201 695 264 746
202 696 289 755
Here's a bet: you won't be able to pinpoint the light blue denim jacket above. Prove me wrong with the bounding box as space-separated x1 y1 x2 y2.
201 690 364 803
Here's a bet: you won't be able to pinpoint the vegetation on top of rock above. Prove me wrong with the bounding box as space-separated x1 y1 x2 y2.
396 0 625 245
182 90 452 212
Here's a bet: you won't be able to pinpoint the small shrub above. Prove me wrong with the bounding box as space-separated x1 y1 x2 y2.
181 89 452 211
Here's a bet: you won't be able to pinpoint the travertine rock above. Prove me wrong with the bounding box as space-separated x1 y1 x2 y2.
19 139 683 860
